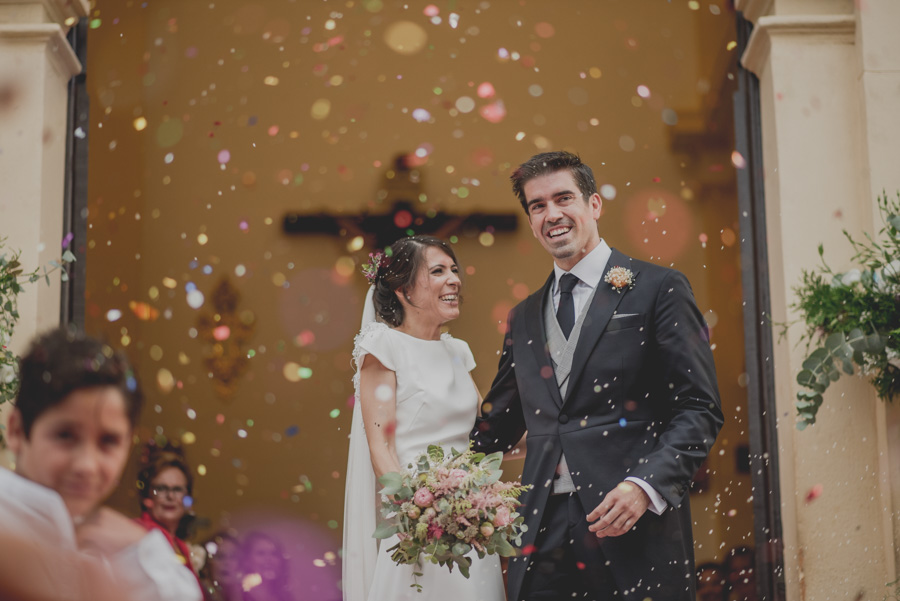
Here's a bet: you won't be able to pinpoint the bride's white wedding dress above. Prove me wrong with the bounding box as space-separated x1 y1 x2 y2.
343 321 504 601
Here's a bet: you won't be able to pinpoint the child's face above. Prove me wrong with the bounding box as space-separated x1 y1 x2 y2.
8 386 133 520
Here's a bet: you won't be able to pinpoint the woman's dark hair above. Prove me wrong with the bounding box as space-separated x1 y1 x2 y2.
137 443 195 537
372 235 459 327
14 327 143 437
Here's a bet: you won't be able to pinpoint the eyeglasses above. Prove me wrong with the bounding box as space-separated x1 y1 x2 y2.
151 484 188 498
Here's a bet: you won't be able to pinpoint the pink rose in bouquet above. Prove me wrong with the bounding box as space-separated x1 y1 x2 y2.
413 487 435 507
492 506 512 528
449 468 467 482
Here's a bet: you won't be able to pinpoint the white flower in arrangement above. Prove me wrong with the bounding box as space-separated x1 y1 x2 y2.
882 259 900 282
0 363 16 384
888 347 900 370
842 269 862 285
0 330 9 347
831 269 862 288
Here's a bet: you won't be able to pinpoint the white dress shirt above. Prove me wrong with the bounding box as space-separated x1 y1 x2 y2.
0 468 202 601
550 240 668 516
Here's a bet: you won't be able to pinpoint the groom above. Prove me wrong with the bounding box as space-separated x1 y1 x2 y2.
472 151 723 601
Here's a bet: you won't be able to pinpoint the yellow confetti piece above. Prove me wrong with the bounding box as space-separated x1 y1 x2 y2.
157 368 174 393
347 236 365 252
311 98 331 120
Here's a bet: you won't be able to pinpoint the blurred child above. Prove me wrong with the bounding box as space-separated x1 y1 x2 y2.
201 531 243 601
1 328 202 601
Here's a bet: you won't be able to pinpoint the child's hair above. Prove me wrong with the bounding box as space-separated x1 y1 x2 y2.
14 327 143 437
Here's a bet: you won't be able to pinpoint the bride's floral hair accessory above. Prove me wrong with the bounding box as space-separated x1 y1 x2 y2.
604 266 635 292
362 251 388 284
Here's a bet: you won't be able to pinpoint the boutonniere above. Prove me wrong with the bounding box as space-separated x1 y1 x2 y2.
603 266 635 292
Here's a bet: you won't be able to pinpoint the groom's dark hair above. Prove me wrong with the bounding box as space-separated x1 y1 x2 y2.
373 235 460 327
510 151 598 214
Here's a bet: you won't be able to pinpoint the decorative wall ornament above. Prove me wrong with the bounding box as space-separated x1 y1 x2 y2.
196 277 255 398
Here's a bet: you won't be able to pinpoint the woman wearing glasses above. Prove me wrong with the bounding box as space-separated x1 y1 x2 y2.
137 445 203 587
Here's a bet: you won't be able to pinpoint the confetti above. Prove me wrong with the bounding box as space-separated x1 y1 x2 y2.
805 484 823 503
383 21 427 55
157 368 175 393
479 100 506 123
477 82 495 99
129 301 159 321
534 22 555 38
186 289 205 309
455 96 475 113
311 98 331 120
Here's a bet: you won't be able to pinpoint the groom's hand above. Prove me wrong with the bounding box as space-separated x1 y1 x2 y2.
587 481 650 538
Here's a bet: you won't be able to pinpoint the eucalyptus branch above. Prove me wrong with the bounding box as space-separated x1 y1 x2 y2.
0 238 76 416
786 191 900 429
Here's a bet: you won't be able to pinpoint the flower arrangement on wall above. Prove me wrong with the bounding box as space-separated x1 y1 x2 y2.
784 192 900 429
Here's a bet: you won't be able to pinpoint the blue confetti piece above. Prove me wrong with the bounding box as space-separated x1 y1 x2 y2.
618 418 627 427
285 425 299 437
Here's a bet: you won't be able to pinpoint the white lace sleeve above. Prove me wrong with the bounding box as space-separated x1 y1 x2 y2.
353 322 395 370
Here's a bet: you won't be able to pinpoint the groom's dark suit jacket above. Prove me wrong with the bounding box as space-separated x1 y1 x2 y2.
472 248 723 601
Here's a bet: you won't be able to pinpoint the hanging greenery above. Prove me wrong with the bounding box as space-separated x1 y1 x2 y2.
0 238 76 409
783 192 900 430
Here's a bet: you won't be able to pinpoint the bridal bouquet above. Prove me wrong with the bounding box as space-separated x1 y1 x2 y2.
373 444 530 590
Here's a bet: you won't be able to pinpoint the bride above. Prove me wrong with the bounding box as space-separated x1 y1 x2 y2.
342 236 505 601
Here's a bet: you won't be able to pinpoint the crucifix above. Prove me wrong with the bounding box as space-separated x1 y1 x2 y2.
282 154 519 248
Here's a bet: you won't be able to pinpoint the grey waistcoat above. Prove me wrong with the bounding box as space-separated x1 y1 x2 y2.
543 283 596 494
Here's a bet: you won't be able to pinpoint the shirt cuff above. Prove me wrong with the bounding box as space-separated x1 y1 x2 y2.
625 477 667 515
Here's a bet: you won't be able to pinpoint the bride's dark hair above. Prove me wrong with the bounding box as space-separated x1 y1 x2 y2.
372 235 460 327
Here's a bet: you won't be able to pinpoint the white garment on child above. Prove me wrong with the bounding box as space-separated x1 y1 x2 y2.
0 468 202 601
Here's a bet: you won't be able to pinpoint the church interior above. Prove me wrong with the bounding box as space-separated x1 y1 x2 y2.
74 0 751 596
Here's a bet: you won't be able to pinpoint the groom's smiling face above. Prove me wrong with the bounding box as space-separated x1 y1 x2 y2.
524 169 602 271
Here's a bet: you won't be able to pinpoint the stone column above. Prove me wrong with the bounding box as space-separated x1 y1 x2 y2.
738 0 900 597
0 0 87 459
